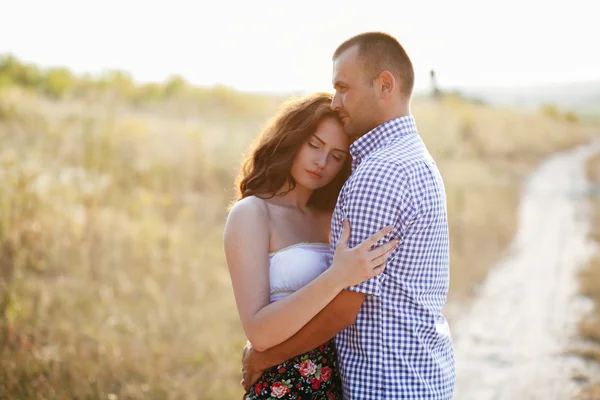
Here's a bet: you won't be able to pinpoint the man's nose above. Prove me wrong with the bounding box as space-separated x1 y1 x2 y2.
331 93 341 111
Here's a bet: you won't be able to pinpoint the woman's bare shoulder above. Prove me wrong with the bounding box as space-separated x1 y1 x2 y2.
229 196 269 215
224 196 271 253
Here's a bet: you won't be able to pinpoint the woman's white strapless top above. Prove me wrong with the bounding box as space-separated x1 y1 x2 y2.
269 242 330 303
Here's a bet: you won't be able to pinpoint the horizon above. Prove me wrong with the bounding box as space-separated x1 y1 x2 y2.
2 0 599 95
4 49 598 97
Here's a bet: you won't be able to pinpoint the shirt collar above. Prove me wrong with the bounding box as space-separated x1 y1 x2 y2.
349 115 418 167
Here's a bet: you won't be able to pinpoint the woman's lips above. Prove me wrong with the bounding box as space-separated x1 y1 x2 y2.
306 170 322 178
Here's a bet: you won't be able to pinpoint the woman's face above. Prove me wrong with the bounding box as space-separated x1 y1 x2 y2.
290 117 350 191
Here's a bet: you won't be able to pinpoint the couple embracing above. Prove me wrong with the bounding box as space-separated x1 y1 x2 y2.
224 31 455 400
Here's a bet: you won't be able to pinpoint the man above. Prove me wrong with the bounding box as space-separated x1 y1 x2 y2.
242 32 455 399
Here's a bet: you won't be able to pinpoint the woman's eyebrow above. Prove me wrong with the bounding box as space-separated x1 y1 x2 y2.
312 134 350 155
311 134 326 145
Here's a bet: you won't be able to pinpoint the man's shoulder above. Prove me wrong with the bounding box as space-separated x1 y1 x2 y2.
351 156 407 187
357 151 433 182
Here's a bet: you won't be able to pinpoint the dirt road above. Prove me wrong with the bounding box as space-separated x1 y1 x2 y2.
451 141 600 399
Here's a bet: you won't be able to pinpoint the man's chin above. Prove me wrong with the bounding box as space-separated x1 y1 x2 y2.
343 124 357 137
344 123 369 138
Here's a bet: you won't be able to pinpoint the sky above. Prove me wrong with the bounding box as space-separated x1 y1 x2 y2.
1 0 599 94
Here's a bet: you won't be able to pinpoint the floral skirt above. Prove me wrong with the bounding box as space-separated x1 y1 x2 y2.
243 340 342 400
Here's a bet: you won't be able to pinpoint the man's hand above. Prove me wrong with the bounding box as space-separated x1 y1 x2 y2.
238 290 365 392
241 341 265 392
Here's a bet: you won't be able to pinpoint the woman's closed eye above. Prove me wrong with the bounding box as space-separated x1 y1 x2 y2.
308 140 345 162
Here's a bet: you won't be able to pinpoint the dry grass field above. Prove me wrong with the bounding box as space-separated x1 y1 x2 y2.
0 73 597 399
573 154 600 398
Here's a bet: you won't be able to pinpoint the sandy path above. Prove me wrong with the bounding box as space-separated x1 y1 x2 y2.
451 141 600 399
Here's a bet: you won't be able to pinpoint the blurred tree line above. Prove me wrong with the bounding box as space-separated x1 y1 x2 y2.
539 103 579 124
0 53 279 116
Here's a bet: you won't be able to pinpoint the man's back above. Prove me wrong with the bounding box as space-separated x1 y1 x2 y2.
329 116 455 399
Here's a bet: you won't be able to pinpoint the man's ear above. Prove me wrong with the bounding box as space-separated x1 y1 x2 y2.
378 71 396 99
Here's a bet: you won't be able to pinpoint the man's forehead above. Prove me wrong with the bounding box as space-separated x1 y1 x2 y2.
334 46 359 65
333 46 360 75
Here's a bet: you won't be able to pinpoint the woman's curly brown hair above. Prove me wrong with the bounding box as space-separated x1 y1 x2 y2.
234 92 351 211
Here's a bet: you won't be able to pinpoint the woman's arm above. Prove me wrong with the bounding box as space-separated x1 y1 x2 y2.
224 198 342 351
224 198 396 351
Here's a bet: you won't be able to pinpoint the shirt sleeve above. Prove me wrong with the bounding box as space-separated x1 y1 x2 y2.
342 158 417 296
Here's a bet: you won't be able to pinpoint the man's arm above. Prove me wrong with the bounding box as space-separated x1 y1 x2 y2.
255 289 363 368
242 290 364 387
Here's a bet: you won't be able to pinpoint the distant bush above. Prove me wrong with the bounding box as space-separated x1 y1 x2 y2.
0 74 12 91
164 74 187 97
0 53 283 118
442 90 487 107
134 82 164 103
0 55 73 98
0 55 43 88
540 104 560 119
98 70 137 99
564 111 579 123
42 68 74 99
540 104 581 124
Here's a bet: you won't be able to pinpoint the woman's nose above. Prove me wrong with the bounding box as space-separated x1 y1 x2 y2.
314 153 327 168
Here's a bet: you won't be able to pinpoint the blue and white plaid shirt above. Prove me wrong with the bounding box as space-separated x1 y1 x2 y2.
329 115 455 399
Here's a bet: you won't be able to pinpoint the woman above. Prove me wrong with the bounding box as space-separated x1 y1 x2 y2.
223 92 397 399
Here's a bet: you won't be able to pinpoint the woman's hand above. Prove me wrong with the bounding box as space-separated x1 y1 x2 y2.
329 219 398 287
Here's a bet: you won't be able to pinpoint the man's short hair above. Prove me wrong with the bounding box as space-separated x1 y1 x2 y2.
333 32 414 97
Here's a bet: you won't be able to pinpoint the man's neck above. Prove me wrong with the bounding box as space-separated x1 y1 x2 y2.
379 104 410 125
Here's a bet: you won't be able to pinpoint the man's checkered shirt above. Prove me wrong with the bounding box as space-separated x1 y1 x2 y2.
329 115 455 399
